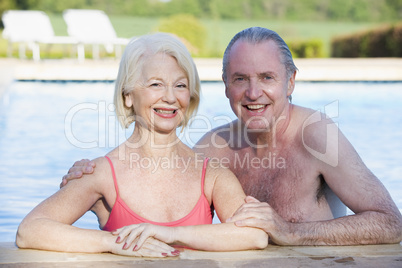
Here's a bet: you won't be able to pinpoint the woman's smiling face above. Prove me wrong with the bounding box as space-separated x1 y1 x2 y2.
125 52 190 134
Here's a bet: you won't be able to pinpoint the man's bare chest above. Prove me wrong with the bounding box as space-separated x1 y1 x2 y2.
233 163 303 203
229 151 325 221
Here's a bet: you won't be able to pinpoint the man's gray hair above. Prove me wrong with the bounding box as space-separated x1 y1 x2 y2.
222 27 298 80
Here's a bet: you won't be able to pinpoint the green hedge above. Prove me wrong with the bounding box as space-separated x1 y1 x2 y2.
287 39 324 58
154 15 326 58
156 14 207 57
331 24 402 57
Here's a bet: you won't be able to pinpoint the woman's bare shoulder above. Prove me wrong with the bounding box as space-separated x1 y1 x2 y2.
203 159 241 193
74 156 113 193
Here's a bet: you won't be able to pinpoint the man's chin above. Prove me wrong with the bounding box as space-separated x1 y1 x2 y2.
242 120 271 132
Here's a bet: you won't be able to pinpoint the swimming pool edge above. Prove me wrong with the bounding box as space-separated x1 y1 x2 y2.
1 58 402 99
1 242 401 267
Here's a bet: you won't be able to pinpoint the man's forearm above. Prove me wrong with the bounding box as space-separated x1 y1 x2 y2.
288 211 402 246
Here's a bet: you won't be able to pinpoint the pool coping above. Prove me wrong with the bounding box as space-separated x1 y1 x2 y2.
1 57 402 82
1 242 401 267
2 57 402 107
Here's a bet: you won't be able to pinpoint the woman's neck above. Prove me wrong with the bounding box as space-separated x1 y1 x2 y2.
125 125 184 158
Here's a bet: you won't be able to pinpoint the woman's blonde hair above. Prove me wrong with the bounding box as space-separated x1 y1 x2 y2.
114 32 201 128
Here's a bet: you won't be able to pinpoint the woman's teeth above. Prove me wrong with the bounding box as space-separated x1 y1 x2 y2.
155 109 175 114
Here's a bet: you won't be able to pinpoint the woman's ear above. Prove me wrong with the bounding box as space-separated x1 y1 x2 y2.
124 92 133 108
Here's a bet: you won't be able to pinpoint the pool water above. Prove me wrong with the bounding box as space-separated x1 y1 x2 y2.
0 81 401 242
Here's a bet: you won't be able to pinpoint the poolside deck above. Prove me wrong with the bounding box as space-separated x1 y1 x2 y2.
0 57 401 99
1 242 401 267
1 57 402 82
1 57 401 99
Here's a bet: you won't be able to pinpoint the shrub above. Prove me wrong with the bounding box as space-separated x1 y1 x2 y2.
287 39 324 58
156 14 207 57
331 23 402 57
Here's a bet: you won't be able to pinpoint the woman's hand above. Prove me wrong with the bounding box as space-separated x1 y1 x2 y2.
113 223 177 253
110 235 179 257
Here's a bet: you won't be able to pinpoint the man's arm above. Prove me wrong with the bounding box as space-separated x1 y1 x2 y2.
228 119 402 245
60 159 95 188
305 125 402 245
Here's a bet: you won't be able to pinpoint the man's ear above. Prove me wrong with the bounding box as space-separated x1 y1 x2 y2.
287 71 296 97
223 75 229 98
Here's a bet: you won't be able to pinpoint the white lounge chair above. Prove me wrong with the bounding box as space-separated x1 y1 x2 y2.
2 10 78 61
62 9 130 60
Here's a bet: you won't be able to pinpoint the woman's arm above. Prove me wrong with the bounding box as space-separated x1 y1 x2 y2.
16 158 115 252
115 221 267 252
115 166 268 251
16 157 177 257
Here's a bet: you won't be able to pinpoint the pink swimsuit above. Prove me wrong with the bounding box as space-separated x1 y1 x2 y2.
102 156 212 231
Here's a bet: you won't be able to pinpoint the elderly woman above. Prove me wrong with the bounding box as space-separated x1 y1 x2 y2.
16 33 268 257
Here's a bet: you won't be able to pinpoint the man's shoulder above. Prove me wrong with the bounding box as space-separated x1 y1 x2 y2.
291 105 317 122
193 120 238 155
196 120 239 144
291 104 340 159
291 104 335 132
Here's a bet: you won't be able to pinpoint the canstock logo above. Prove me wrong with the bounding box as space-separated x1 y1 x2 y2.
302 101 339 167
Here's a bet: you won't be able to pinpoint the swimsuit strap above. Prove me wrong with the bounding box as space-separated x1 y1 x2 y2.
201 158 209 194
105 156 119 196
105 156 208 198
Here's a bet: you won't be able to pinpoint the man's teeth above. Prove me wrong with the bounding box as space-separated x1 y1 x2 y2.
155 109 175 114
247 104 265 110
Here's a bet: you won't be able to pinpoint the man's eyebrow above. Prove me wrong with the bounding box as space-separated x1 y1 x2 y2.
257 72 277 79
232 72 247 77
260 71 275 76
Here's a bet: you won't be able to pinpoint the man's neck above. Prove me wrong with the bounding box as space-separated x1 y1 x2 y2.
241 104 293 152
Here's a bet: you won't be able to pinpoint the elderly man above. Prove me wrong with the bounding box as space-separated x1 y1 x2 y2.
63 27 402 246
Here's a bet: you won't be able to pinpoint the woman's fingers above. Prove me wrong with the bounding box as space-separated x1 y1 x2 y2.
134 246 179 257
141 237 179 257
115 225 144 249
114 224 156 251
112 224 176 255
132 225 155 250
145 237 175 252
111 234 180 257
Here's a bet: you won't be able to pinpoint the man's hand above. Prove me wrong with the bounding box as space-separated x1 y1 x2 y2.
60 159 96 188
226 196 294 245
